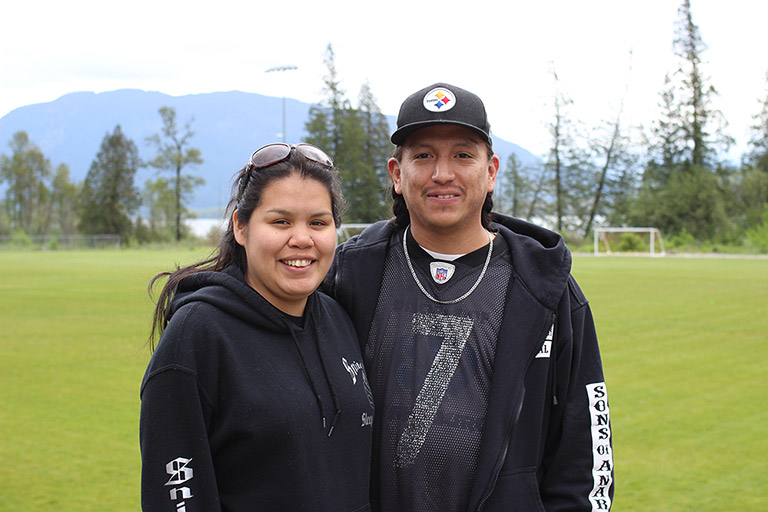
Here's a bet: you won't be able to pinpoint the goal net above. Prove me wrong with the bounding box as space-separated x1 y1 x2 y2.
593 227 666 257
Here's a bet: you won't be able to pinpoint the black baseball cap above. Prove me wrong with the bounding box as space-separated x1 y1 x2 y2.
390 83 492 146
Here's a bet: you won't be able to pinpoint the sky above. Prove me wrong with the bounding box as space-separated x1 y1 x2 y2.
2 0 767 160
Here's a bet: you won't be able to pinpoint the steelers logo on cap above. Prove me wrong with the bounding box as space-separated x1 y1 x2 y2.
422 87 457 112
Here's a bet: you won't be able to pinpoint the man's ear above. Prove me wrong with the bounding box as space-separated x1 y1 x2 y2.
487 154 500 193
388 157 402 194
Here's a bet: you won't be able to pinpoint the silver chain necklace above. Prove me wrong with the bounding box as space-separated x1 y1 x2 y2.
402 225 493 305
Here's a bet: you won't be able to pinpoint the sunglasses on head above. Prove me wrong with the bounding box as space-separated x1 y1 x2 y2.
238 143 334 198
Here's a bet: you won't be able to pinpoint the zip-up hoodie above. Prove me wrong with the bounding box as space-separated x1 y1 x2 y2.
324 214 613 512
140 265 374 512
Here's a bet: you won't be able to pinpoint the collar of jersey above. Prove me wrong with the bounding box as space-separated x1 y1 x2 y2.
404 228 504 267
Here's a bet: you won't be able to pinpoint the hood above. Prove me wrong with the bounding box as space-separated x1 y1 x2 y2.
167 265 298 335
490 212 572 311
167 264 341 436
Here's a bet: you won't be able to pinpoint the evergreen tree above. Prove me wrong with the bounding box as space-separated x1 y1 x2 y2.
304 105 334 155
744 72 768 173
78 125 140 239
305 45 392 222
305 44 350 160
646 74 686 184
145 106 204 241
352 81 392 221
634 0 734 241
335 107 368 217
735 72 768 229
630 164 731 241
675 0 735 167
496 153 534 219
650 0 733 172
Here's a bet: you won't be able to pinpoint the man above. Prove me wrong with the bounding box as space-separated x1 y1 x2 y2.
325 83 613 511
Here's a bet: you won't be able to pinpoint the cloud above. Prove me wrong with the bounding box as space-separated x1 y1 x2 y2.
2 0 767 159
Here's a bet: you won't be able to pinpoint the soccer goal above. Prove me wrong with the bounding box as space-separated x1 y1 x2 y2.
593 227 666 257
337 223 373 243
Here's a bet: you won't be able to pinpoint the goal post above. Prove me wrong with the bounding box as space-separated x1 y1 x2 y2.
337 223 373 243
593 227 666 257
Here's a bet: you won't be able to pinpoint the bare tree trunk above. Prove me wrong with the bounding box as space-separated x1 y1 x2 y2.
175 163 182 242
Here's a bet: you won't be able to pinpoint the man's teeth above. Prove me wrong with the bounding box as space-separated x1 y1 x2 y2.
284 259 312 268
435 194 456 198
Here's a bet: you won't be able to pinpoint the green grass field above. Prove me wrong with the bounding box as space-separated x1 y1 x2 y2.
1 249 766 511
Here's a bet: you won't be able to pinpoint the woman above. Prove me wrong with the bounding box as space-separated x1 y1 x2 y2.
140 143 374 511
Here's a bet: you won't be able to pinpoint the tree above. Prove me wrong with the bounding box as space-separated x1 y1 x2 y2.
305 45 392 222
583 99 639 237
543 67 592 233
44 164 79 236
603 152 641 228
145 106 204 241
646 74 686 185
650 0 732 172
548 79 568 232
496 153 534 219
735 72 768 229
526 163 550 222
0 131 52 234
633 0 735 243
305 44 350 161
141 177 190 241
630 164 731 241
744 71 768 173
79 125 141 239
351 81 392 221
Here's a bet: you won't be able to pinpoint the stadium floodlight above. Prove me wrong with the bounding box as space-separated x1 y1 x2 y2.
265 65 298 142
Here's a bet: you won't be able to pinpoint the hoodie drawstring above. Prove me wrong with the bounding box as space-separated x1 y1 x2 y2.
314 319 342 437
283 316 341 437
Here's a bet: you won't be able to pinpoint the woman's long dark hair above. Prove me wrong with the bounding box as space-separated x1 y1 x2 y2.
389 143 496 230
147 149 344 350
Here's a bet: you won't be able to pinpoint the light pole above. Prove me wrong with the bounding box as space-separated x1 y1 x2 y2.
265 65 298 142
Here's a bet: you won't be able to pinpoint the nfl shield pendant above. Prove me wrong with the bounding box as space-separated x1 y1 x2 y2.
430 261 456 284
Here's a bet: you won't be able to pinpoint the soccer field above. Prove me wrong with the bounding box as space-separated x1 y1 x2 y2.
0 250 766 511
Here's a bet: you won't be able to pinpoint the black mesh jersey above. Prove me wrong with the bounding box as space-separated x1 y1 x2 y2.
365 230 512 512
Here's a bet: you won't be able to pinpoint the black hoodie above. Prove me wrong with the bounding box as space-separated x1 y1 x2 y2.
324 215 613 512
140 265 374 512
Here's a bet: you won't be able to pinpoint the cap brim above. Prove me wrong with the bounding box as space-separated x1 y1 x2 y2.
391 120 492 146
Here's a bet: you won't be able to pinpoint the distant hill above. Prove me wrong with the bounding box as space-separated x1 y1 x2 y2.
0 89 540 214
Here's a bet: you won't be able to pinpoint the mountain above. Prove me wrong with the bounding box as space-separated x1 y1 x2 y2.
0 89 540 214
